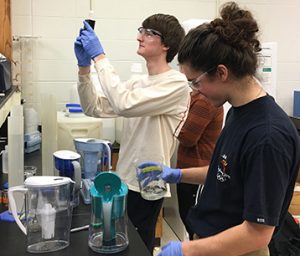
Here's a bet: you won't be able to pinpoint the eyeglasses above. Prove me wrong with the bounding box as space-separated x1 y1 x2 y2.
138 27 163 41
188 72 208 89
188 67 215 89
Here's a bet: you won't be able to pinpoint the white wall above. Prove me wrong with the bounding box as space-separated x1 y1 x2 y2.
219 0 300 117
11 0 300 118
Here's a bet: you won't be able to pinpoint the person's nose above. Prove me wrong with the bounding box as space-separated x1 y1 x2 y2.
137 33 144 42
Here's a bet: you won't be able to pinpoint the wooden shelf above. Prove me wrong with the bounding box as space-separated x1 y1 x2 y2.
0 0 12 60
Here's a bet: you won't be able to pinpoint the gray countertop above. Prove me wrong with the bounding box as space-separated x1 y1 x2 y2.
0 149 151 256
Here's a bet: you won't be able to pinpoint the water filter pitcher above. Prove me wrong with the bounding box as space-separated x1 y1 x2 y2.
8 176 74 253
88 171 129 254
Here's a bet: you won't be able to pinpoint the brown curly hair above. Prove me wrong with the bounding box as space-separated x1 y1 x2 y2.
178 2 261 78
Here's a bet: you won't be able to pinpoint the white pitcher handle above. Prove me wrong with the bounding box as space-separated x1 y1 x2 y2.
102 140 112 170
8 186 27 235
72 161 81 191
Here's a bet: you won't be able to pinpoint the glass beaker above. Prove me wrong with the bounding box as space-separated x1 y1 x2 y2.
135 156 167 200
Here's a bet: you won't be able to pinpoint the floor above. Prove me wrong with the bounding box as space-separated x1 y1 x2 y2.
153 183 188 255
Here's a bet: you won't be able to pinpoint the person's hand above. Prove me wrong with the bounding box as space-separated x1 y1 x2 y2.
136 162 182 184
80 21 105 59
136 162 162 186
74 33 91 67
161 165 182 183
158 241 183 256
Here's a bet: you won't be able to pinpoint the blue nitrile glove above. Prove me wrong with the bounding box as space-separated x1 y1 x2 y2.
80 21 105 59
0 210 15 222
3 182 8 189
158 241 183 256
136 162 162 187
74 33 91 67
161 165 182 183
0 210 25 222
137 162 182 184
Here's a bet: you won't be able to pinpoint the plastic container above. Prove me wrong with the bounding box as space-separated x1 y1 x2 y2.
135 155 167 201
57 111 103 152
8 106 24 187
8 176 74 253
41 93 57 176
8 105 24 212
1 145 8 174
24 131 41 154
24 166 37 179
24 107 38 134
89 172 129 254
65 106 85 117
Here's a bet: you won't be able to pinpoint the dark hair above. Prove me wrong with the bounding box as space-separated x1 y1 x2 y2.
142 14 185 63
178 2 261 78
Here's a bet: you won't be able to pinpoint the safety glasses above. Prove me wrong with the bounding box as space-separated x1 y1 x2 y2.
138 27 164 41
188 67 215 89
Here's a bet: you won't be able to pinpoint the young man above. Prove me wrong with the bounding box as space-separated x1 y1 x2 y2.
74 14 190 253
142 2 300 256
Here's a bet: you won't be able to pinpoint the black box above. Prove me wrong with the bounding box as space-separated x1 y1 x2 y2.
0 59 11 93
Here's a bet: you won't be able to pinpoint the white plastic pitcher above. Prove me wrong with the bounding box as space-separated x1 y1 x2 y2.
53 150 81 207
8 176 74 253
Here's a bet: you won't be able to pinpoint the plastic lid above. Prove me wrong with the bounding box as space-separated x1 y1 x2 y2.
68 107 83 113
92 172 121 202
53 150 80 160
24 176 73 187
66 103 81 108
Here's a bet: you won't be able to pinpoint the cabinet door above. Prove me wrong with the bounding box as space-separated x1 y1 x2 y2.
0 0 12 60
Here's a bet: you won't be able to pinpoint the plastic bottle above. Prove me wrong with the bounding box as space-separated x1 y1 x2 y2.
1 145 8 174
41 93 57 176
8 105 24 187
7 105 24 213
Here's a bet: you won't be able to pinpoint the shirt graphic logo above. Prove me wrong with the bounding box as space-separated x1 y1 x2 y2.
257 218 265 223
217 154 231 182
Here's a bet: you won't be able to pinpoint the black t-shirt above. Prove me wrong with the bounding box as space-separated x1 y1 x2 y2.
187 95 300 238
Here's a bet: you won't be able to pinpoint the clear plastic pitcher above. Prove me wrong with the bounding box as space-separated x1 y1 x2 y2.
8 176 74 253
53 150 81 207
89 172 129 254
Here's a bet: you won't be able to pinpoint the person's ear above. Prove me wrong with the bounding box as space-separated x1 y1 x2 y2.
162 44 169 51
216 64 228 81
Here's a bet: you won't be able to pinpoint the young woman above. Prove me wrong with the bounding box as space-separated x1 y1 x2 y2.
155 2 300 255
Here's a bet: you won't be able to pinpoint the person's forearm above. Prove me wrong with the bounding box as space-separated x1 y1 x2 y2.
93 54 106 62
78 66 90 75
180 166 209 184
181 221 274 256
78 54 105 75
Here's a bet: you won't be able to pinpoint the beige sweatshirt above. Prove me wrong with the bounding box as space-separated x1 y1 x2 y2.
78 58 190 192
